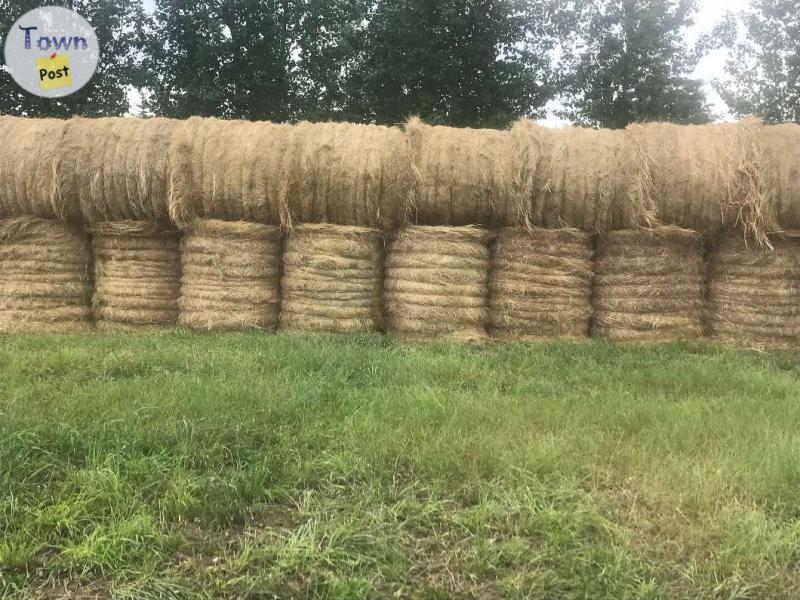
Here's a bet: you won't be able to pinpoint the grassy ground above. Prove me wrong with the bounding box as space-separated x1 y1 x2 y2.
1 332 799 599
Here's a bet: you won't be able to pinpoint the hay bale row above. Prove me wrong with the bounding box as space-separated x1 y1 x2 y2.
490 228 593 339
593 228 706 342
92 221 181 330
280 224 384 333
0 217 91 332
179 220 282 330
385 226 490 341
708 234 800 348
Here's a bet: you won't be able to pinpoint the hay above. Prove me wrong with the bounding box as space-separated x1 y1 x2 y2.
628 119 776 245
280 224 384 333
523 125 650 232
406 117 535 227
179 220 282 330
0 118 79 222
385 225 490 341
593 227 705 342
708 233 800 348
0 217 91 331
92 221 181 329
170 118 411 229
58 117 177 223
489 228 593 339
762 124 800 231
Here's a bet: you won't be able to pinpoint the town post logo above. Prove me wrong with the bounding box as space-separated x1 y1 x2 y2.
4 6 99 98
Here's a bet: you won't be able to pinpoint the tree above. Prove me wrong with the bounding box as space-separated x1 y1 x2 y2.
558 0 710 128
0 0 148 116
144 0 369 121
342 0 559 128
715 0 799 123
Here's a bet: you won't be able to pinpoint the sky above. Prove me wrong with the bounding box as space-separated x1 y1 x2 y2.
137 0 750 122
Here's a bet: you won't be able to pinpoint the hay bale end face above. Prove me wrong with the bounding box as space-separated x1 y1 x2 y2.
385 225 491 341
280 224 384 333
490 228 593 339
179 220 282 330
593 227 706 342
92 221 181 330
708 233 800 349
0 217 91 332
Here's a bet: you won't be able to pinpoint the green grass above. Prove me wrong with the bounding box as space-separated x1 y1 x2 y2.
1 332 800 599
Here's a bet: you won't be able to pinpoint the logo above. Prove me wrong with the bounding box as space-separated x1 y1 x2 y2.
4 6 99 98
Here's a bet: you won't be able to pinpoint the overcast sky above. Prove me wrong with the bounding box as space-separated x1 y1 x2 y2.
138 0 749 122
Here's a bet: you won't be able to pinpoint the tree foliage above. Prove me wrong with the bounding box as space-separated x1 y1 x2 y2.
0 0 148 116
558 0 710 129
715 0 799 123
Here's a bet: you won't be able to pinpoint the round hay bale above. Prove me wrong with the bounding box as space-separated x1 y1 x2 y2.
489 228 593 340
0 118 79 222
0 217 91 332
170 118 411 229
762 124 800 231
179 220 282 330
92 221 181 329
406 117 535 227
385 225 490 341
627 119 776 245
280 224 384 333
521 124 650 232
708 233 800 349
593 227 706 342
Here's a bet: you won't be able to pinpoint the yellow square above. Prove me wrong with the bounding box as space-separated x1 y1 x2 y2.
36 54 73 90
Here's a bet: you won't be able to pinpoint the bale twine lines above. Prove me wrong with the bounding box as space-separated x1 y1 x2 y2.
593 228 706 342
92 221 181 330
708 234 800 348
490 228 593 339
281 224 384 333
180 220 282 330
0 217 90 332
385 225 491 341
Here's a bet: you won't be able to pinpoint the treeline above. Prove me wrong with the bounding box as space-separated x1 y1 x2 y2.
0 0 797 127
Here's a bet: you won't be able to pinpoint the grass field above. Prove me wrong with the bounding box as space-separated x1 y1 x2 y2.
1 332 800 599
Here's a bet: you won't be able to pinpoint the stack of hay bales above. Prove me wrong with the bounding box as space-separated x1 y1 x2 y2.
169 119 411 229
593 228 706 342
519 124 650 232
385 225 490 341
406 118 534 227
708 234 800 348
627 119 775 245
280 224 384 332
58 117 177 223
0 217 91 331
92 221 181 330
0 118 79 222
489 228 593 339
179 220 282 330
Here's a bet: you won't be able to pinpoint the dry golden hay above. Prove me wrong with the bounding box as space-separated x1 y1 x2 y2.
708 233 800 349
627 118 776 245
385 225 491 341
593 227 706 342
280 223 384 333
0 118 80 222
761 124 800 231
92 221 181 329
522 124 651 232
57 117 177 224
179 220 282 330
406 117 536 227
170 118 411 230
0 217 91 332
489 228 593 340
